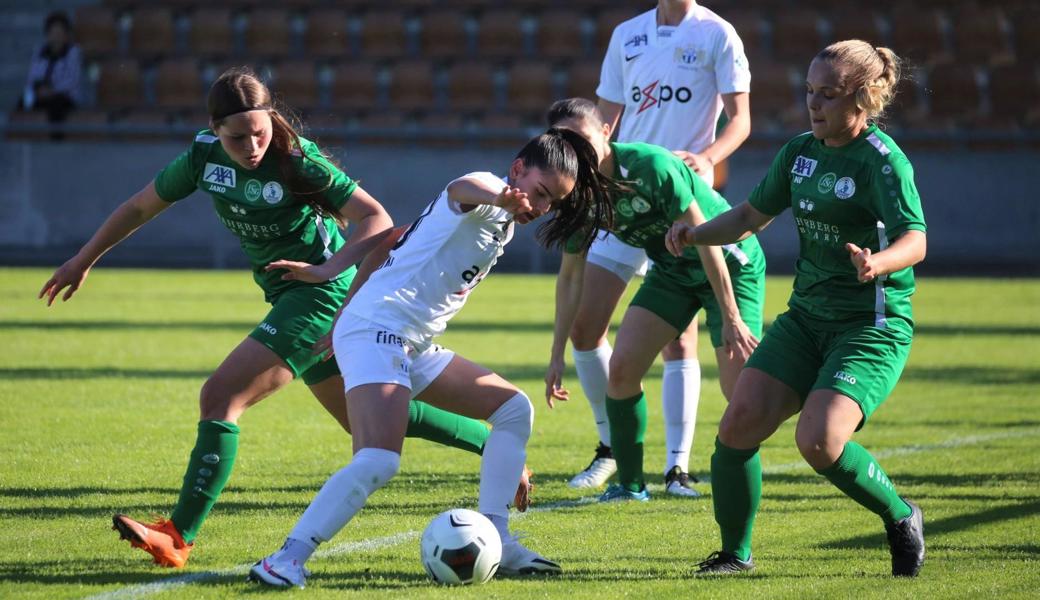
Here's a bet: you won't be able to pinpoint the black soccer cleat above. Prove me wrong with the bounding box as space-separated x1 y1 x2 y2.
695 550 755 575
885 498 925 577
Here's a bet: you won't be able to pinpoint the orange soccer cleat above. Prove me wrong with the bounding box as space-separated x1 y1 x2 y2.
112 514 194 568
514 465 534 512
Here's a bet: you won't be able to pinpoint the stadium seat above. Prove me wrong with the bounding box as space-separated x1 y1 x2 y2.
129 7 176 59
5 110 50 141
155 59 203 111
271 61 320 112
361 10 408 60
75 5 119 58
330 61 379 111
826 9 885 47
772 9 823 63
305 8 351 59
475 112 530 146
565 59 601 101
536 10 587 61
420 11 469 60
988 63 1040 128
720 10 765 64
927 64 981 123
115 109 174 141
890 3 950 65
953 5 1011 64
477 10 526 59
749 62 799 128
447 61 496 113
594 8 640 56
388 61 435 112
96 59 142 111
887 69 926 127
506 60 554 116
63 109 112 141
244 9 292 59
189 8 234 59
1012 8 1040 63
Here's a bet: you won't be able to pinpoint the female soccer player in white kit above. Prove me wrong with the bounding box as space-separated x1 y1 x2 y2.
249 128 621 587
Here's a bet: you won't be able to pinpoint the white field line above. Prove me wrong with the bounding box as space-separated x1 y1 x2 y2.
83 427 1039 599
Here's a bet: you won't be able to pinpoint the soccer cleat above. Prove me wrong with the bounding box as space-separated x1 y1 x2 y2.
695 551 755 575
247 554 308 588
885 498 925 577
498 536 562 576
664 466 702 498
112 514 193 568
598 483 650 503
568 442 617 489
514 465 534 512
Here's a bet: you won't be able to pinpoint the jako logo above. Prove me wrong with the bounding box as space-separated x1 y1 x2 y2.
631 82 693 113
203 163 236 188
258 322 277 335
834 370 857 385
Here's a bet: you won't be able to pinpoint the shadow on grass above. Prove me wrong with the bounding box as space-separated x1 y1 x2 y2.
0 559 242 586
0 367 212 380
899 365 1040 385
762 471 1040 488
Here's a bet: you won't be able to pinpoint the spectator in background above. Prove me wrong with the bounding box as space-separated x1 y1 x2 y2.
19 11 82 127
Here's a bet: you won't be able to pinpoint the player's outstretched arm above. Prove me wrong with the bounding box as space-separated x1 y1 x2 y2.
39 180 171 306
666 201 773 256
545 251 586 408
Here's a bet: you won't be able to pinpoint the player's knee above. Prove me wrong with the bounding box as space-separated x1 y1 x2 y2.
487 391 533 443
718 398 770 446
198 375 236 419
661 333 697 360
569 316 607 351
606 354 642 393
352 447 401 493
795 428 843 470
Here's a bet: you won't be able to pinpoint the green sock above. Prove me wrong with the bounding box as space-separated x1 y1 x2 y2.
817 441 912 524
711 437 761 562
605 391 647 492
169 420 239 543
406 400 489 455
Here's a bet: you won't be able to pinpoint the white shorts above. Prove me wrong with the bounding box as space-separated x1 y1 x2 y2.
586 231 649 282
333 316 455 396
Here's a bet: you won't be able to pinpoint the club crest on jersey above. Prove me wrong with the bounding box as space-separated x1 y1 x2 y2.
675 45 699 66
203 163 236 188
630 196 651 214
835 177 856 199
817 172 837 194
262 181 284 204
244 179 262 203
791 156 818 178
616 198 635 217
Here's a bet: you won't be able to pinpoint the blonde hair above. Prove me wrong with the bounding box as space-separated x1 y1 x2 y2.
816 40 902 121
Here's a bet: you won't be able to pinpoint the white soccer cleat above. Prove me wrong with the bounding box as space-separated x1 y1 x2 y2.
568 442 617 489
499 536 562 576
664 466 702 498
247 554 308 588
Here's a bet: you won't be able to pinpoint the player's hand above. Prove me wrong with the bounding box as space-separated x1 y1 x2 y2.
846 243 880 283
665 222 696 257
265 259 335 283
39 256 91 306
673 150 714 175
494 186 536 218
721 316 759 363
544 356 570 409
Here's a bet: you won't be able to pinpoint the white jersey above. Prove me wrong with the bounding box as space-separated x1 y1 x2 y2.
597 3 750 155
345 171 515 348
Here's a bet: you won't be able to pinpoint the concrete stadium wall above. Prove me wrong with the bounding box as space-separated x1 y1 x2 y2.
0 140 1037 275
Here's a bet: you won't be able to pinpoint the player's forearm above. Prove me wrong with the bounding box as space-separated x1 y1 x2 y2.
551 254 586 359
873 230 927 276
691 202 768 245
702 110 750 166
697 245 742 322
343 226 404 306
322 211 394 277
76 184 166 267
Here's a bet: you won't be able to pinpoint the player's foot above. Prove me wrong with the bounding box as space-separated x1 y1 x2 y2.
112 514 193 568
694 550 755 575
568 442 616 489
247 553 308 588
598 483 650 503
498 536 562 576
886 498 925 577
664 466 701 498
514 465 534 512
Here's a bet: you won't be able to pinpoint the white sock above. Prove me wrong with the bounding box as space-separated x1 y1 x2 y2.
484 513 511 543
572 343 612 446
286 447 400 560
662 359 701 474
478 392 532 518
277 537 317 564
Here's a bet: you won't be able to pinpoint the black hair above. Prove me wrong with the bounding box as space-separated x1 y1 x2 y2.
44 11 71 34
546 97 605 128
515 127 625 252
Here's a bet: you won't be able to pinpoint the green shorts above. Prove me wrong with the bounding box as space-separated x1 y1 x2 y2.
248 279 352 385
629 253 765 347
745 309 913 428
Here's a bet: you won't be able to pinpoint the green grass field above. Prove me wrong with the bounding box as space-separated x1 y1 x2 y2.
1 268 1038 599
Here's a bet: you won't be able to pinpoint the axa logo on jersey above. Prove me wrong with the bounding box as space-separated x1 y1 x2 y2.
203 163 236 188
791 156 818 178
630 82 693 113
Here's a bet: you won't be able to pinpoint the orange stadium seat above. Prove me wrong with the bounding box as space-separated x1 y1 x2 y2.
565 59 601 101
1012 8 1040 63
594 8 641 57
155 59 203 111
927 64 981 123
477 10 526 59
271 61 320 112
129 7 175 59
330 61 379 112
361 11 408 60
447 61 496 113
96 59 142 110
536 10 586 61
475 112 530 146
890 3 949 65
388 61 435 112
886 70 926 126
721 10 765 64
305 8 351 59
245 9 292 59
420 11 469 60
772 9 823 63
953 5 1011 64
75 6 119 58
507 60 554 116
63 109 112 141
827 9 885 47
189 8 234 59
749 62 799 128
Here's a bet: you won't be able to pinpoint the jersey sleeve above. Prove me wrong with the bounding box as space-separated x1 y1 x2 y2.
153 144 201 203
747 143 794 216
652 156 696 221
596 24 626 104
714 22 751 95
871 153 927 240
299 141 358 211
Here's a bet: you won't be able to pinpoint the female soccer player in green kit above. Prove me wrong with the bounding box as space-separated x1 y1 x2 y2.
38 68 527 568
667 40 927 577
543 98 766 502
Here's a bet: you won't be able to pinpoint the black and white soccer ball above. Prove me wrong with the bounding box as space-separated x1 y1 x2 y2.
420 508 501 585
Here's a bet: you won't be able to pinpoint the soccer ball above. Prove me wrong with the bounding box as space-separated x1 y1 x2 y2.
420 508 501 585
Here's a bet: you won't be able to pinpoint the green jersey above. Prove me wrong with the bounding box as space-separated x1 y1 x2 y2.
154 131 358 301
748 125 926 329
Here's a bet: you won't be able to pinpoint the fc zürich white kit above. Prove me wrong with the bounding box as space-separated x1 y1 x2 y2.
591 4 751 277
336 171 515 394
